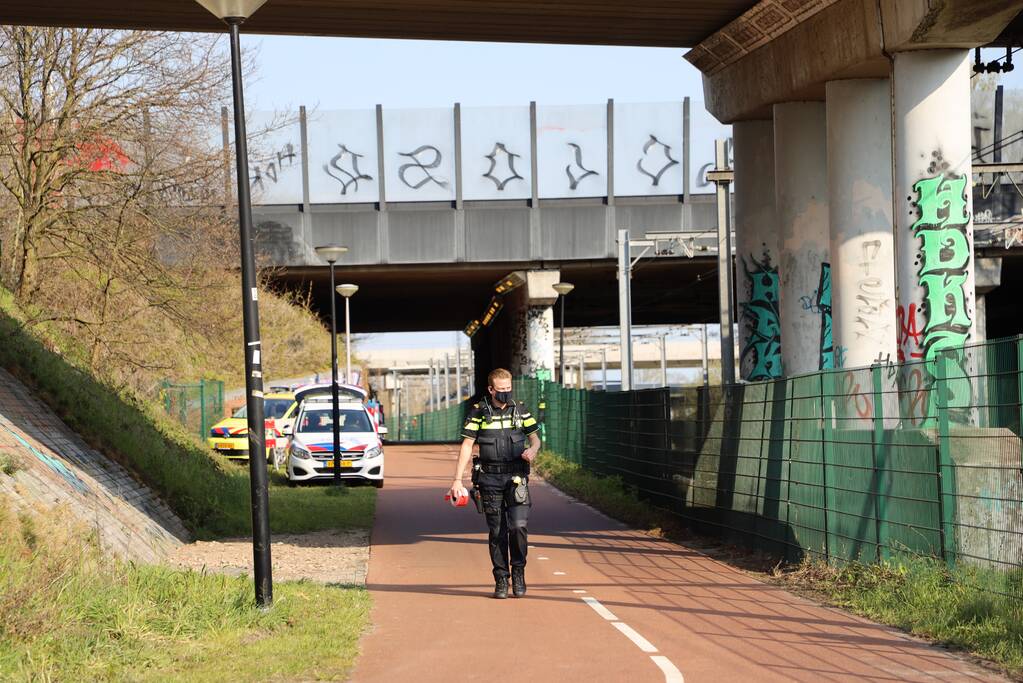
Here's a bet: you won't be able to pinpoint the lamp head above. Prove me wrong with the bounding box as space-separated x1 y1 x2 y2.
552 282 575 297
314 244 348 264
336 284 359 298
194 0 269 20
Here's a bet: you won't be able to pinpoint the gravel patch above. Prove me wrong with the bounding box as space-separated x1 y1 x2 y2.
170 528 370 585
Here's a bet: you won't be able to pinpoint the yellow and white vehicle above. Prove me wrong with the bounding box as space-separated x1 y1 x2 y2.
208 391 297 460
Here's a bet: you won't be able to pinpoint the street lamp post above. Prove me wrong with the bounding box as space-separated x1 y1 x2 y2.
336 284 359 384
552 282 575 385
195 0 272 608
315 246 348 486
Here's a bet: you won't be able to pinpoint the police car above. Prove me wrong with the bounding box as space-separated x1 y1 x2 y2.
283 383 385 487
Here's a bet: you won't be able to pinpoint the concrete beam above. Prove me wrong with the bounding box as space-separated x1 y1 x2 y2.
694 0 1023 123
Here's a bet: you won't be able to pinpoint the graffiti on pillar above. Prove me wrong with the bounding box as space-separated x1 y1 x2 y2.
816 263 834 370
907 158 974 420
853 239 893 354
739 252 782 380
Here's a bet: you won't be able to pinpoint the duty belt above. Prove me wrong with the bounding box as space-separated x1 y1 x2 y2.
478 460 528 474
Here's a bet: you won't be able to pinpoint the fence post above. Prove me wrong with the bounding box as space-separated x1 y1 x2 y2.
1017 335 1023 439
199 379 207 441
870 365 888 562
819 371 833 564
933 354 957 570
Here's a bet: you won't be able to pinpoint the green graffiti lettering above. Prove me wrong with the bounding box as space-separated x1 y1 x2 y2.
918 227 969 275
909 170 973 419
816 263 833 370
911 175 969 231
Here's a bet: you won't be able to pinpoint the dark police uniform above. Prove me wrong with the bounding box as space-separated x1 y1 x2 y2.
461 398 539 581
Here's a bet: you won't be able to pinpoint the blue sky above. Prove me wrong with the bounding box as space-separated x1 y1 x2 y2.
242 35 703 111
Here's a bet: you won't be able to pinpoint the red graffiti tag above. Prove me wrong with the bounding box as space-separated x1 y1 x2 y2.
896 303 924 362
839 371 873 420
900 367 930 427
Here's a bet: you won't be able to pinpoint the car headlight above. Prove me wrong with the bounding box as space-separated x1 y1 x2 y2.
364 445 382 459
290 444 312 460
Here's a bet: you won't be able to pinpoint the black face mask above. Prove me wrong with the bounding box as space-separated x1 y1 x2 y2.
493 390 512 404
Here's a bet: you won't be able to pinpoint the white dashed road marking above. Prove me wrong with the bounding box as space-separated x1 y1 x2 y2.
553 571 566 575
582 596 619 621
650 656 685 682
613 622 658 653
577 594 685 682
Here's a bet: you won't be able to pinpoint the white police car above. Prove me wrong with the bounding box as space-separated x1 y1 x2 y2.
284 387 385 487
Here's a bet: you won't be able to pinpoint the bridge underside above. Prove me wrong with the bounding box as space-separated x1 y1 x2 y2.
272 256 719 334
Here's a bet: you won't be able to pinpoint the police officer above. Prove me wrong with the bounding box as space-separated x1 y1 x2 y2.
448 368 540 599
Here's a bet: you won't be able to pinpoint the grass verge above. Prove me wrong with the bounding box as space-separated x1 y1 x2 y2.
536 450 1023 679
0 501 370 681
0 286 374 538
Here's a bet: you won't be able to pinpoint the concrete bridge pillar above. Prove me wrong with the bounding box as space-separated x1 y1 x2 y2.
507 270 559 380
734 119 782 381
893 50 976 422
774 102 832 375
825 79 898 370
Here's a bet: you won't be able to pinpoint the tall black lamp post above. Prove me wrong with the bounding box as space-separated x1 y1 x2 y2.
315 245 348 485
552 282 575 385
195 0 272 608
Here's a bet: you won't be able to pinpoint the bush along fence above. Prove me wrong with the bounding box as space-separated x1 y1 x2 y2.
159 379 224 443
396 335 1023 598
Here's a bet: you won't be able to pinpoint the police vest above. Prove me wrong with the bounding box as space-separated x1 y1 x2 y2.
472 401 528 464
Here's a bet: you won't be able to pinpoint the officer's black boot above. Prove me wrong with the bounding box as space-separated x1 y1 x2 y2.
511 567 526 597
493 576 509 599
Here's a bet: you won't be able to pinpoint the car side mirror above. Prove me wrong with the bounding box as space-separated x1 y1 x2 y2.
282 425 293 436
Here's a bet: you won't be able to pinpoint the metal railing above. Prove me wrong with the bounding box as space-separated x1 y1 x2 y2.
395 336 1023 597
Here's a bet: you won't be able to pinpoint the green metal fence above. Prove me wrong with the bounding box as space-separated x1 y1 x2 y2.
396 399 472 442
160 378 225 442
397 335 1023 597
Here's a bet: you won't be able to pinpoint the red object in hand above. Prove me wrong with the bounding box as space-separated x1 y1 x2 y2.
444 492 469 507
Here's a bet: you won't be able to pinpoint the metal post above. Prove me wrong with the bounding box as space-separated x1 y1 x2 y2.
617 229 633 391
429 359 437 410
344 296 352 385
328 262 342 485
226 18 271 608
444 353 451 408
559 295 567 385
601 348 607 391
712 139 736 385
199 378 207 441
660 335 668 388
577 355 584 389
455 348 462 403
701 324 710 386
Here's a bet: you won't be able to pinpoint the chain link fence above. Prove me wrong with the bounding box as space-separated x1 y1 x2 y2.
396 335 1023 598
159 379 225 442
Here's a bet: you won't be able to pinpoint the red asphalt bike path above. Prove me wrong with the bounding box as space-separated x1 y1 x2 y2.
352 445 1005 682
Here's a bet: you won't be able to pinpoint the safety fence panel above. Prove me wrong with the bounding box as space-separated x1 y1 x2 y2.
395 336 1023 598
159 379 225 442
396 399 471 442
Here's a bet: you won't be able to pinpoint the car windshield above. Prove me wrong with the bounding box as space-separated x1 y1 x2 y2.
297 408 373 434
232 398 293 419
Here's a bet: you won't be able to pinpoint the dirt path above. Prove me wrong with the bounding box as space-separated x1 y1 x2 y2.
353 444 1005 683
170 528 369 585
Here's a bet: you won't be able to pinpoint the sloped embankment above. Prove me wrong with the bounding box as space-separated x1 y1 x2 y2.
0 367 188 562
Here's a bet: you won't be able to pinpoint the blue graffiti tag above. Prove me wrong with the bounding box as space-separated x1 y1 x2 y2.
740 254 782 380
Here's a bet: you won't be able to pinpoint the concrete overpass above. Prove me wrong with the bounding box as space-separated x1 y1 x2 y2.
19 0 1023 399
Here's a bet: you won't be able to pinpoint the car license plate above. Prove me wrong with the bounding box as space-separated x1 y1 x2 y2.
216 441 234 450
324 460 353 468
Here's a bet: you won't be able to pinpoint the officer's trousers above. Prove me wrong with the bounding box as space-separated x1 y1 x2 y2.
481 478 530 580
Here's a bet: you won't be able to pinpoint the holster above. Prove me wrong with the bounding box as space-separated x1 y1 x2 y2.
469 487 483 514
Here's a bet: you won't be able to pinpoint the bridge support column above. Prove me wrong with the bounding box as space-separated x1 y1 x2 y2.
774 102 831 375
734 119 781 381
893 50 976 422
508 270 559 379
825 79 897 370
